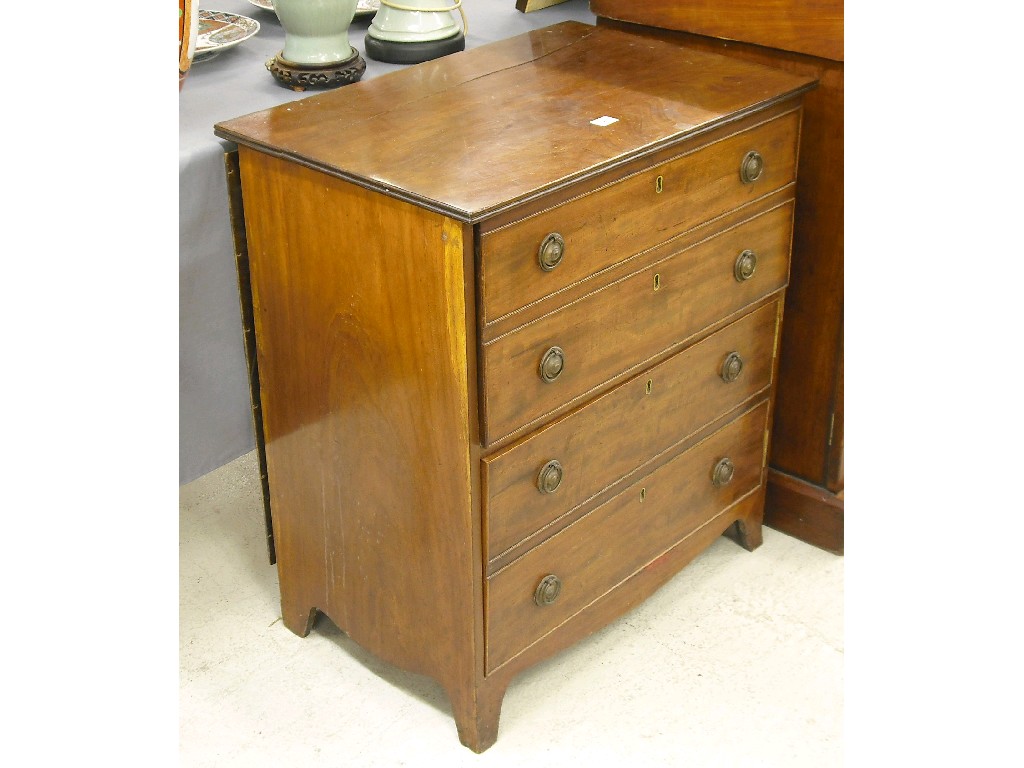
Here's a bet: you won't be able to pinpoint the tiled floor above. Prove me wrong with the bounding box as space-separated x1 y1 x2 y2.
180 450 843 766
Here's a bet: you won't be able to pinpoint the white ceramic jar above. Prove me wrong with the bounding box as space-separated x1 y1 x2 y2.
368 0 460 44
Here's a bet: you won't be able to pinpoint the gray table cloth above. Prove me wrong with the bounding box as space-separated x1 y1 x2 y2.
179 0 596 484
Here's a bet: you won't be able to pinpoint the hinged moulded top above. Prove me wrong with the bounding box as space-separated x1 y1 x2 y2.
214 22 816 223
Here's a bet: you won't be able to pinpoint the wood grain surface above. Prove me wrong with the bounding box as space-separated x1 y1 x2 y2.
223 21 814 750
594 17 844 552
479 110 801 323
215 22 814 221
486 400 770 672
238 148 480 692
484 300 780 563
591 0 844 61
481 201 794 443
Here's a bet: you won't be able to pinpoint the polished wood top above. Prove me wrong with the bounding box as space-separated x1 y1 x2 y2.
215 22 815 222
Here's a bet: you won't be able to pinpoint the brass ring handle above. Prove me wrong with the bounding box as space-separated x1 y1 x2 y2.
534 574 562 606
538 233 565 271
721 352 744 383
740 150 764 183
539 346 565 383
537 460 564 494
711 457 735 488
734 250 757 282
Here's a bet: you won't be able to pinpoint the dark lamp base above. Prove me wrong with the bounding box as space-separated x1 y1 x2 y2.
364 31 466 65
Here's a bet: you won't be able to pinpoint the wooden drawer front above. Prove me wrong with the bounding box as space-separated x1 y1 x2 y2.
482 201 792 443
479 110 800 324
485 401 769 673
484 301 779 562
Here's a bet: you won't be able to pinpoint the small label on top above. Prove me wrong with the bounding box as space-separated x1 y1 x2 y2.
590 116 619 127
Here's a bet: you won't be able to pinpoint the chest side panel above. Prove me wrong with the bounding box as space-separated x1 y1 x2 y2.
239 148 478 681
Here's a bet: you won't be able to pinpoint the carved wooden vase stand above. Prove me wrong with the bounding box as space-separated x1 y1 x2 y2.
268 0 365 91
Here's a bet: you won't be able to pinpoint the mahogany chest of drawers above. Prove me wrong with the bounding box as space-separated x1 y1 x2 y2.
215 22 814 752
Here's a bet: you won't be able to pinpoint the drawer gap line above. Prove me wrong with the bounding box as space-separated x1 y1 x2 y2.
486 396 771 575
486 388 772 571
482 193 796 338
485 292 785 447
483 105 804 234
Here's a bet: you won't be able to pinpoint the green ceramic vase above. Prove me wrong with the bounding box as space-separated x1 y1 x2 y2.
275 0 358 64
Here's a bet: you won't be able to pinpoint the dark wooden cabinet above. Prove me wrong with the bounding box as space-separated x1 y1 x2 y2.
591 0 845 554
216 22 814 751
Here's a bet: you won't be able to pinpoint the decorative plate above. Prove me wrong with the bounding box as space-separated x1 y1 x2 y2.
245 0 379 16
193 10 261 62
